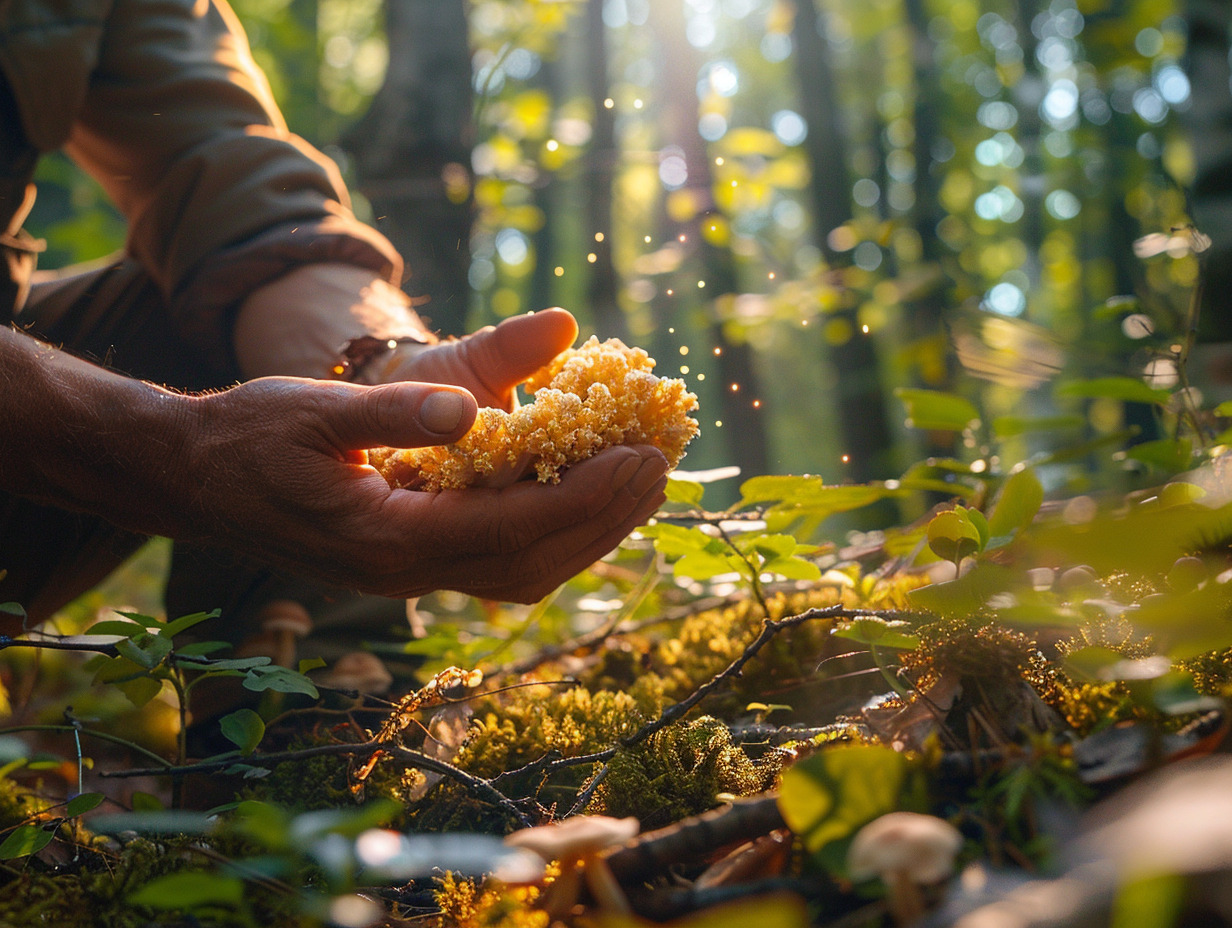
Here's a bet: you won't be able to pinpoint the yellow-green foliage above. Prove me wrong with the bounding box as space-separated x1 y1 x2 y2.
1178 647 1232 697
587 716 780 829
434 871 549 928
905 618 1057 696
455 685 652 781
640 583 927 709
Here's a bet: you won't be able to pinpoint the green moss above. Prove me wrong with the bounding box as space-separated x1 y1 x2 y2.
586 716 781 829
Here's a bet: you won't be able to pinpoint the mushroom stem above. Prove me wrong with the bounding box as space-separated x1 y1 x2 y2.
583 858 631 914
885 868 925 926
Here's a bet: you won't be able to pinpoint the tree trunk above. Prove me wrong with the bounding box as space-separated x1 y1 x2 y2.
792 0 894 480
341 0 475 336
581 0 628 341
649 0 769 481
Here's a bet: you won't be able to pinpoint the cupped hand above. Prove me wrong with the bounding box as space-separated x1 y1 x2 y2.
181 376 667 602
382 308 579 410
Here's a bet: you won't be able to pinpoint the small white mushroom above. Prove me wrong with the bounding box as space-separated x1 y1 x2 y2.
319 652 394 695
504 815 639 916
255 599 313 668
848 812 963 926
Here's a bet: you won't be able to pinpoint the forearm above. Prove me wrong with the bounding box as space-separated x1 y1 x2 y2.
232 263 433 380
0 326 199 539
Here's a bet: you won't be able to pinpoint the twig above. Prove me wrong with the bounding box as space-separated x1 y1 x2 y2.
0 724 174 768
0 635 120 657
500 605 866 782
100 739 532 827
603 795 785 884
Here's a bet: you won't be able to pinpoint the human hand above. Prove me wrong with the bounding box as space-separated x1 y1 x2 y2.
178 377 668 602
376 307 580 410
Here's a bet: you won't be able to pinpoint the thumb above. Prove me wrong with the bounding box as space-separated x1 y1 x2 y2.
464 307 579 393
325 382 478 454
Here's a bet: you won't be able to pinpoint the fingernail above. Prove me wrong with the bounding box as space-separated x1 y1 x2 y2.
630 455 669 496
420 391 469 434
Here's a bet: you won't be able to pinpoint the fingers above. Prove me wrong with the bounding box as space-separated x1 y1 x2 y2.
393 446 669 600
320 381 478 452
461 308 579 399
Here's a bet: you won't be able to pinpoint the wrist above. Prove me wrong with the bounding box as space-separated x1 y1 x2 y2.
233 263 434 379
0 327 201 539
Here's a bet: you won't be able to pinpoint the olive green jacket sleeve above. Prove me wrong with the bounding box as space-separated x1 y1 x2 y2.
0 0 403 367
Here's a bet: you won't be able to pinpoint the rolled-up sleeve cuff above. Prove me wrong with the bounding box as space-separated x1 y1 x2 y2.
169 213 404 373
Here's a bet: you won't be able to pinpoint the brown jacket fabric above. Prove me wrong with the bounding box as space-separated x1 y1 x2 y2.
0 0 403 371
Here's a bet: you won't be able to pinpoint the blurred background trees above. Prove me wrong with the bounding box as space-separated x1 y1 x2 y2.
29 0 1215 508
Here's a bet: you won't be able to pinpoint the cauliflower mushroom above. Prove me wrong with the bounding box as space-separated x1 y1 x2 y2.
848 812 963 926
504 815 639 916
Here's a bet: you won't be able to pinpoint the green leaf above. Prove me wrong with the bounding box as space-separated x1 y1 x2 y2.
219 709 265 756
0 824 54 859
86 619 149 638
738 474 826 507
189 656 272 671
131 792 165 812
777 745 907 854
1111 872 1186 928
894 388 980 432
674 550 742 581
115 633 172 670
834 617 919 650
65 792 104 818
760 556 822 581
113 610 165 629
991 414 1085 438
986 467 1044 540
926 509 984 563
665 476 704 507
908 563 1021 618
116 676 163 709
0 601 26 619
642 522 720 559
738 475 895 536
129 871 245 909
1056 376 1171 406
159 610 218 639
174 640 231 657
1124 437 1195 473
242 665 319 699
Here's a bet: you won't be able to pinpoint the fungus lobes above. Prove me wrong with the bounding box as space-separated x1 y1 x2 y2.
372 336 700 491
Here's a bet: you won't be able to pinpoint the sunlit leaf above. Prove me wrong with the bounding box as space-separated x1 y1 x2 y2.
159 610 218 639
65 792 104 818
986 467 1044 541
926 509 983 563
0 824 54 859
991 414 1085 438
1124 438 1194 474
778 745 907 854
219 708 265 756
665 476 704 507
894 388 980 432
242 665 319 699
1056 377 1171 406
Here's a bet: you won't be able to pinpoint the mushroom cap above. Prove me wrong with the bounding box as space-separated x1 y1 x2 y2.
847 812 963 884
257 599 313 635
320 651 394 694
505 815 639 862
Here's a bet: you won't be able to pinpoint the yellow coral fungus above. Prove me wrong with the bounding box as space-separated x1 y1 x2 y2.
373 336 699 491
